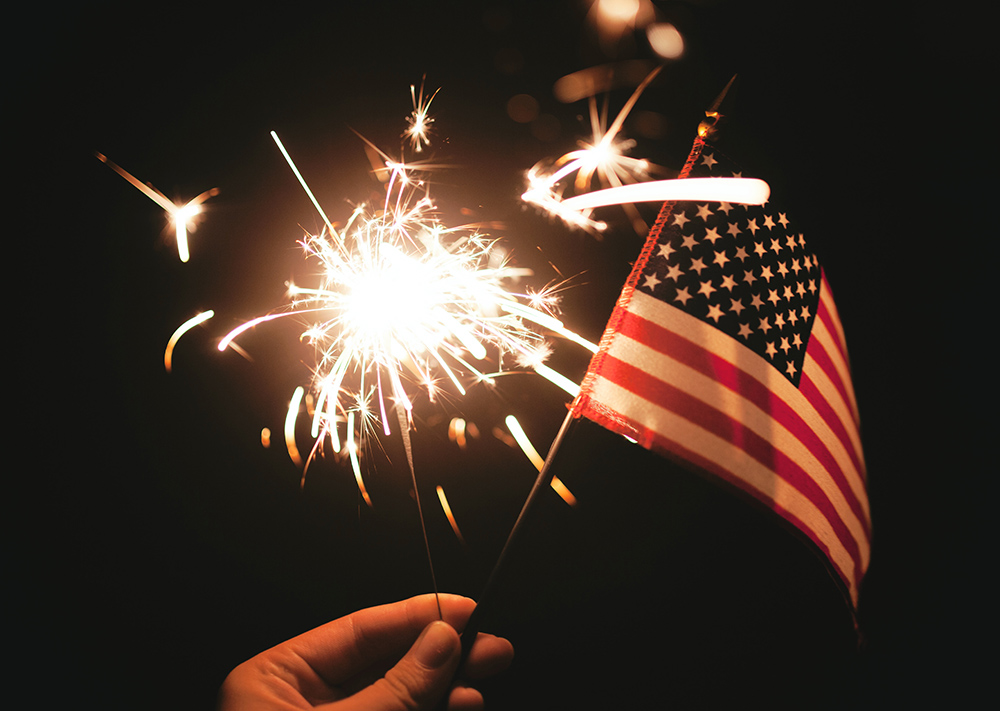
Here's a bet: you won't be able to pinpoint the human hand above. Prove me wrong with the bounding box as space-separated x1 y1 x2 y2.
218 593 514 711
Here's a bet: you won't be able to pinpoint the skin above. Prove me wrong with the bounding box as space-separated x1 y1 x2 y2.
218 594 514 711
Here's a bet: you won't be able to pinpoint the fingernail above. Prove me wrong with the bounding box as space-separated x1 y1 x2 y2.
414 620 457 669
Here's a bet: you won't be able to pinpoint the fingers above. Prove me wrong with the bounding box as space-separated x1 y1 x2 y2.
461 632 515 680
324 619 462 711
287 593 475 686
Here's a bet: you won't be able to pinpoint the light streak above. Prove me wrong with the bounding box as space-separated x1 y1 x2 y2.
558 177 770 211
505 415 576 506
96 152 218 262
436 485 466 545
164 309 214 372
285 386 305 468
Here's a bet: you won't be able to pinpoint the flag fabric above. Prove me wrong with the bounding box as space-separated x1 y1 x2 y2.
571 136 870 607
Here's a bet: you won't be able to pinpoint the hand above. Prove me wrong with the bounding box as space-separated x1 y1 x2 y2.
218 593 514 711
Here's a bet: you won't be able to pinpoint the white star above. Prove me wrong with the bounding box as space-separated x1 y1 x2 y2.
658 242 676 260
713 250 730 267
747 218 759 235
701 153 718 169
759 317 773 334
785 361 797 377
765 340 777 356
664 264 683 282
706 304 724 322
689 257 708 275
738 322 753 339
704 227 722 244
698 280 717 298
763 214 775 229
674 287 693 305
734 246 749 262
697 204 713 220
720 273 737 291
717 202 733 214
673 212 690 228
643 273 661 290
681 233 698 251
778 213 790 228
730 297 746 315
727 222 741 237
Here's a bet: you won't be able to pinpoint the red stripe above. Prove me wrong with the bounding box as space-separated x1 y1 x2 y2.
613 309 870 538
580 397 860 597
808 310 859 432
595 353 865 571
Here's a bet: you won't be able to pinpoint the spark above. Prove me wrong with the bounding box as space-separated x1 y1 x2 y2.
164 309 214 372
436 485 466 545
406 78 440 153
505 415 576 506
96 152 218 262
220 120 594 503
522 67 662 233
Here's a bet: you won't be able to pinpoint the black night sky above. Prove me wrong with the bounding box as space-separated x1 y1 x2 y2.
12 2 984 709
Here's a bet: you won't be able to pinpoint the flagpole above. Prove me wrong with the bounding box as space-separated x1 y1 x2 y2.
457 74 739 670
458 409 578 663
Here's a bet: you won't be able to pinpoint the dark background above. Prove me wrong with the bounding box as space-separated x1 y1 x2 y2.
13 1 983 708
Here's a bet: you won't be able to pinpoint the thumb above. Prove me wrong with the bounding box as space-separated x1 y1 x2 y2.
333 620 462 711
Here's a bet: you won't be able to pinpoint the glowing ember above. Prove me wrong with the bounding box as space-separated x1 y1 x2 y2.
96 152 218 262
505 415 576 506
436 485 465 544
164 310 214 372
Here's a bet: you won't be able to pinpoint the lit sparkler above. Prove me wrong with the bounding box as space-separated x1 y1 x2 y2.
218 120 595 506
96 152 218 262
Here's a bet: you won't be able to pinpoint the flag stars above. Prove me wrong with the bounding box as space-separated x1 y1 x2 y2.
753 241 768 258
697 204 713 220
720 273 737 291
799 234 807 249
778 213 790 228
787 309 799 327
737 322 753 339
689 257 708 275
785 361 797 377
698 280 717 298
796 281 807 297
747 218 760 235
681 233 698 251
706 304 724 322
718 202 733 214
777 261 789 278
765 340 777 356
727 222 741 237
785 233 799 250
664 263 683 282
792 333 803 348
774 312 786 329
673 212 690 228
779 337 792 355
759 317 773 334
658 242 676 260
770 237 783 253
743 269 758 286
791 258 802 275
704 227 723 244
760 265 774 282
701 153 718 169
800 305 811 320
713 250 730 268
763 214 775 229
734 245 749 262
750 293 765 310
643 273 661 290
673 287 693 305
730 297 746 315
782 284 794 300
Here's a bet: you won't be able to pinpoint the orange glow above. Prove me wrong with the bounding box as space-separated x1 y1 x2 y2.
164 310 214 373
284 386 305 467
505 415 576 506
436 485 466 544
260 427 271 448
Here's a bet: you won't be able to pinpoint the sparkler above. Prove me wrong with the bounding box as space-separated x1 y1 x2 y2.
96 152 218 262
217 100 596 517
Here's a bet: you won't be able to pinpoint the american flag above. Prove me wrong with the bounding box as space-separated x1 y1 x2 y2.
571 137 870 607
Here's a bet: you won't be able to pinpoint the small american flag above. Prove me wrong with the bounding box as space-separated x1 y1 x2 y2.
571 136 870 607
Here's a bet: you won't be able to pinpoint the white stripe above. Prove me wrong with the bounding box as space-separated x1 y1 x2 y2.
627 291 869 522
588 374 860 602
605 327 869 565
802 348 867 487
